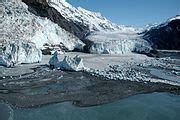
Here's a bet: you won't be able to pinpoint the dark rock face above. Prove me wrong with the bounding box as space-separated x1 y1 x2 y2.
0 67 179 108
143 18 180 50
22 0 90 39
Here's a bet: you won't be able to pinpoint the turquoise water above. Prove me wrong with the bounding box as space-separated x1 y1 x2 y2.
8 93 179 120
0 102 13 120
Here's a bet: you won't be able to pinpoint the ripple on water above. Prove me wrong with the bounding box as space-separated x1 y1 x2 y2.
13 93 180 120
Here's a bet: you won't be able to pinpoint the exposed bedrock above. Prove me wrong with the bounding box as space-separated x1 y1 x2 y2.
143 17 180 50
22 0 90 39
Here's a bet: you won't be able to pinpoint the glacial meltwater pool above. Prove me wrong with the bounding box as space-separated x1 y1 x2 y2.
1 93 180 120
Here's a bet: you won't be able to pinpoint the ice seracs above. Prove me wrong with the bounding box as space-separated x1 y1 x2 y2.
85 32 152 54
0 40 42 67
0 56 12 67
1 1 85 53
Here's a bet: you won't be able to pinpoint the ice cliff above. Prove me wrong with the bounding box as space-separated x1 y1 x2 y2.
1 1 84 52
0 40 42 67
84 32 152 54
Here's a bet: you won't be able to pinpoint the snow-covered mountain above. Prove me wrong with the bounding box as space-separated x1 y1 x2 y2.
48 0 137 33
0 0 152 56
22 0 139 40
143 15 180 50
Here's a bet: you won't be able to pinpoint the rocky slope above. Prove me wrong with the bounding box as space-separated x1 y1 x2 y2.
143 15 180 50
22 0 90 39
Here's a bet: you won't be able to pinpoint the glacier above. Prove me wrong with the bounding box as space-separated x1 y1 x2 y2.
2 0 178 70
46 0 152 54
85 32 152 54
1 1 85 52
1 0 152 58
0 40 42 67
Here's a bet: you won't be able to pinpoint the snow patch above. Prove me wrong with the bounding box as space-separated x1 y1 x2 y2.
169 15 180 22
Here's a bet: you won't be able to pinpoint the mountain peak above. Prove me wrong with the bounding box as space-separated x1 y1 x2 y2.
169 15 180 21
47 0 138 33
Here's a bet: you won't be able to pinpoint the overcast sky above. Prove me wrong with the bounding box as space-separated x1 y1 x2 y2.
67 0 180 27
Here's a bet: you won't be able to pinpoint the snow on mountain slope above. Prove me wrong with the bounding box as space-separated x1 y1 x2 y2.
2 0 152 56
44 0 151 54
48 0 138 33
169 15 180 21
143 15 180 50
85 32 152 54
1 1 84 52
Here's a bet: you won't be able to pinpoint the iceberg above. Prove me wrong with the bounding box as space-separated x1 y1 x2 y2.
60 55 85 71
49 51 61 69
49 53 85 71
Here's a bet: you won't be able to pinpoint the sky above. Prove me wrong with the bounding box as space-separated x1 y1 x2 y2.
67 0 180 27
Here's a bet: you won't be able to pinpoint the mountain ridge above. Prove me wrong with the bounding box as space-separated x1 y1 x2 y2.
143 15 180 50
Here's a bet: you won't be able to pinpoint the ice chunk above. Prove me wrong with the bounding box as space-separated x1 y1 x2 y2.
0 56 13 67
60 55 84 71
49 51 61 69
0 40 42 67
49 54 85 71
